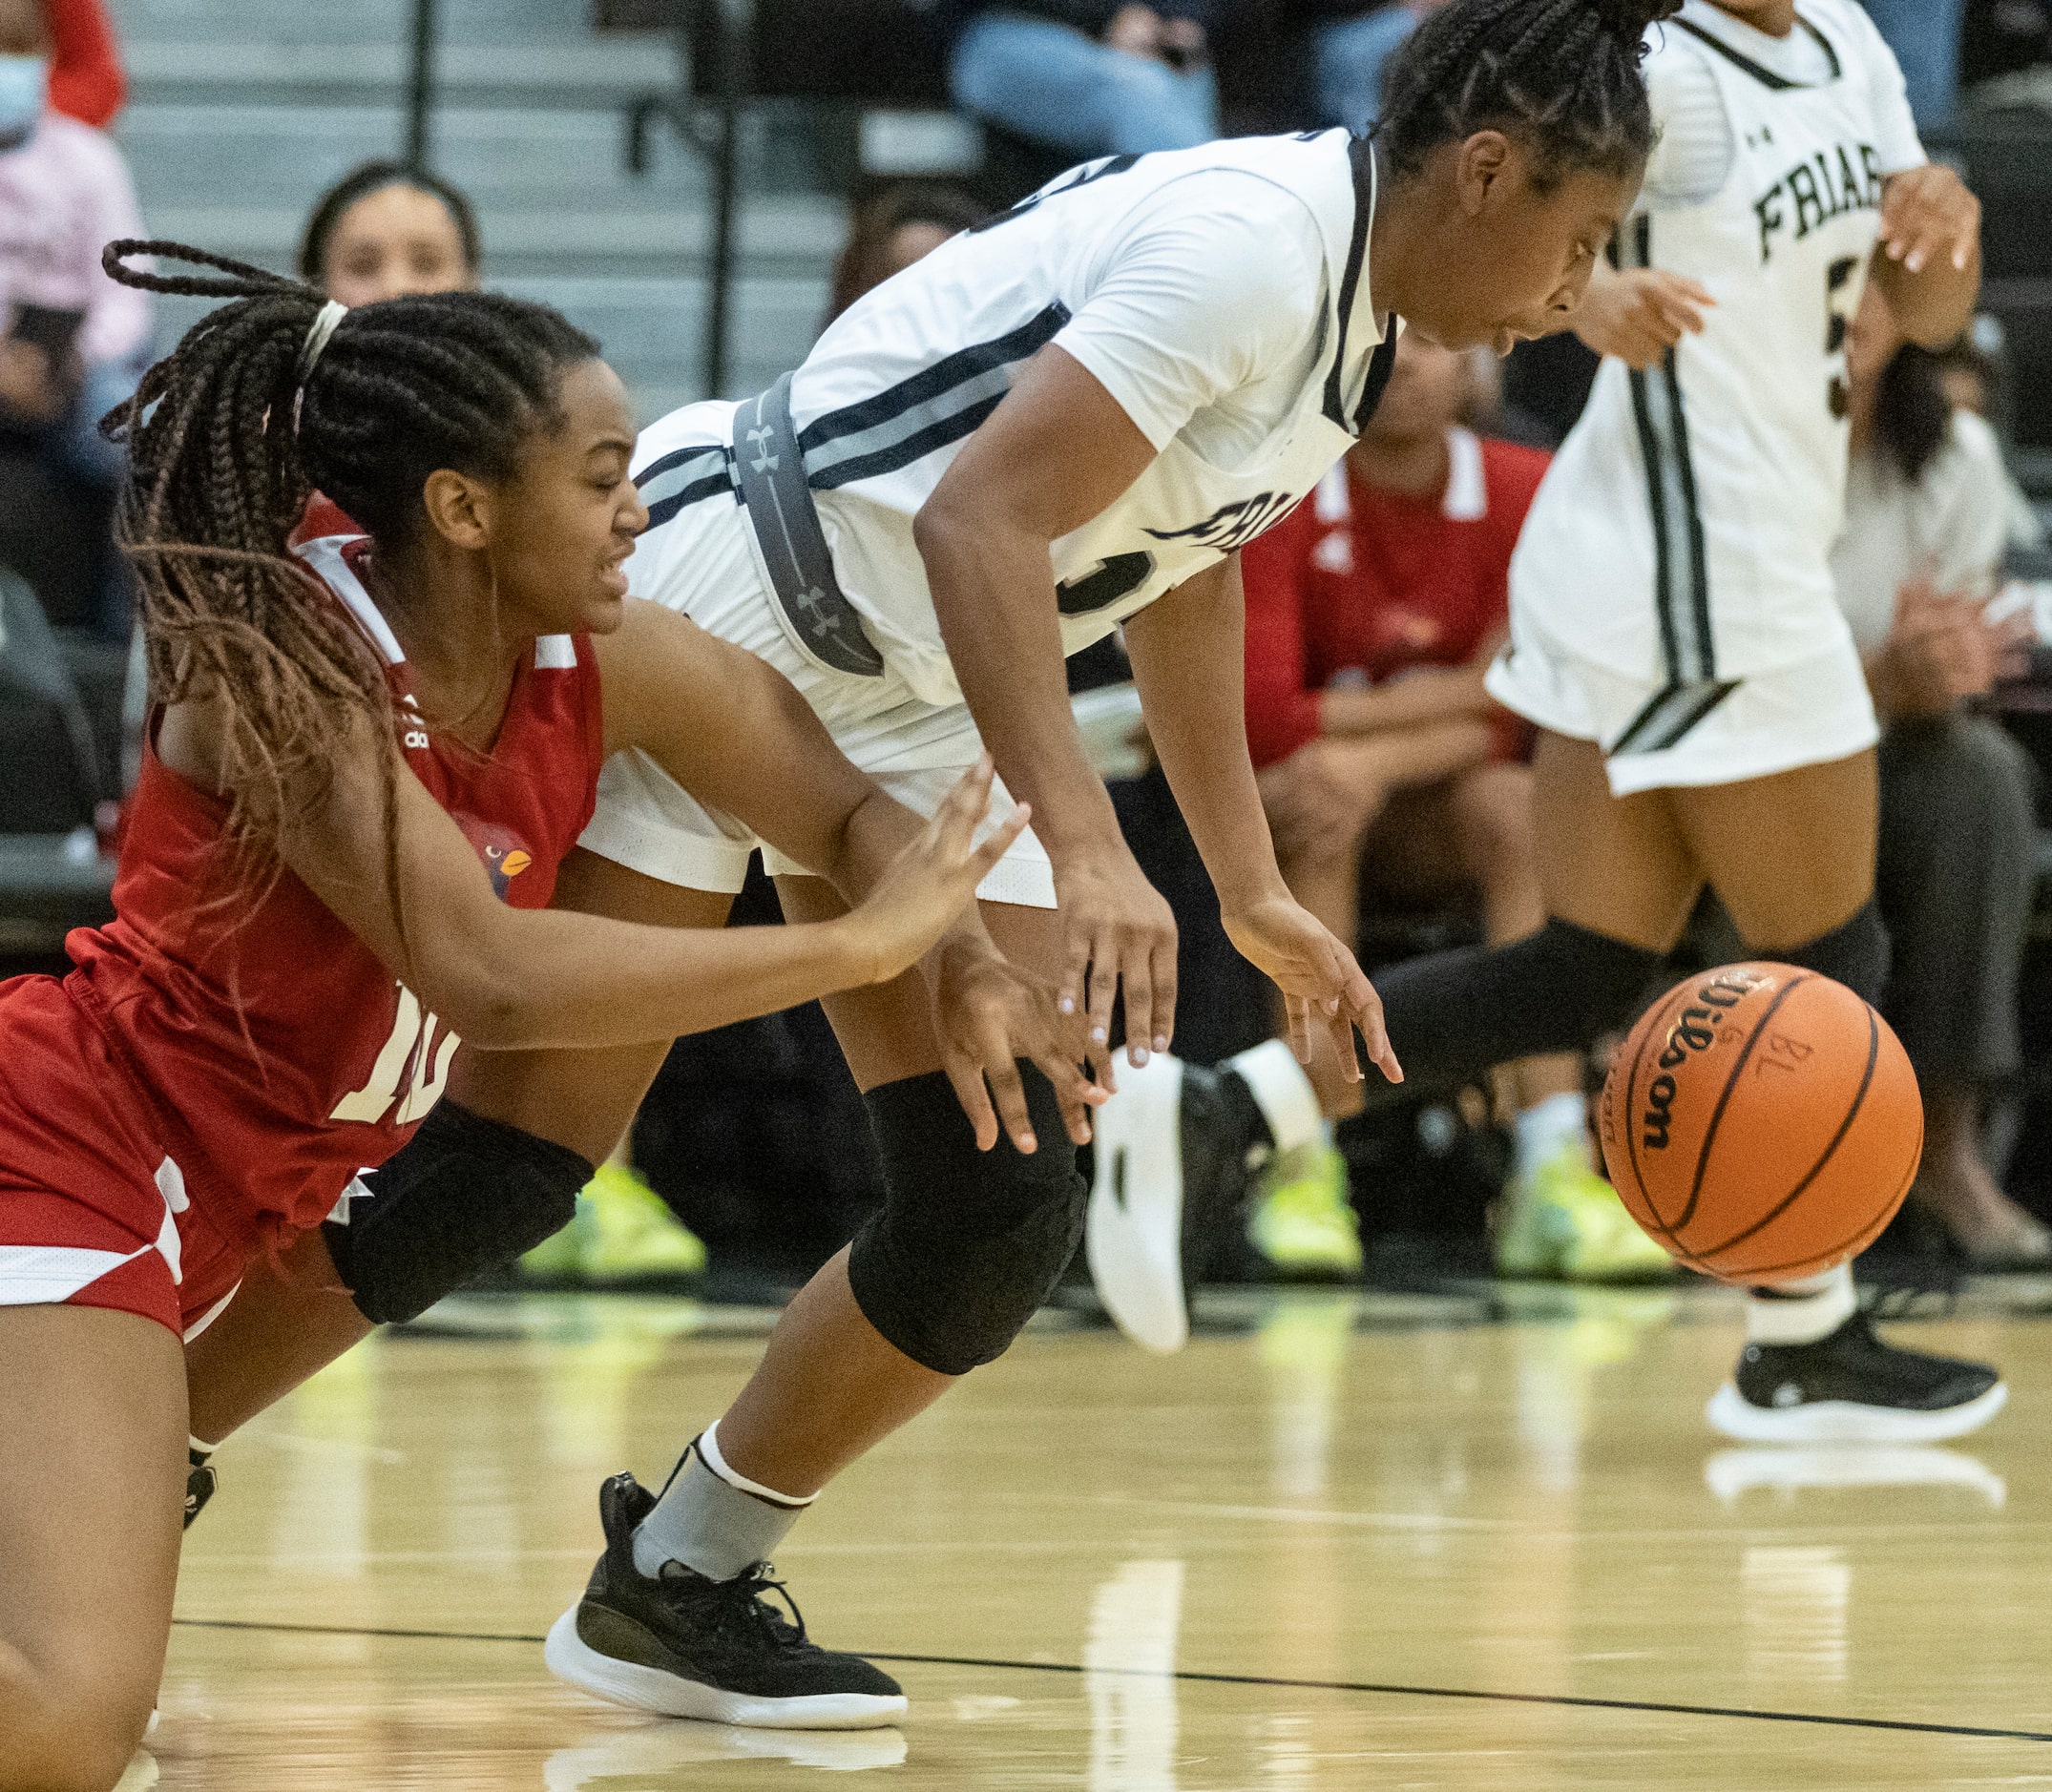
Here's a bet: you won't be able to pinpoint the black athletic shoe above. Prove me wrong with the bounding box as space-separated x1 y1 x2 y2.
1084 1054 1263 1353
544 1472 906 1729
1707 1310 2007 1443
183 1448 217 1530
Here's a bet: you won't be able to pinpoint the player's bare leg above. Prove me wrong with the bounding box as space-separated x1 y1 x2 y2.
0 1305 185 1792
695 885 1064 1493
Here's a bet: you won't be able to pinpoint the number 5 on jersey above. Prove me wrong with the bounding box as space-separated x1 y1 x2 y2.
329 984 460 1125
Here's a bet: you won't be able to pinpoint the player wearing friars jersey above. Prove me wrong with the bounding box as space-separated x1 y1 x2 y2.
0 246 1067 1792
167 0 1685 1731
1299 0 1999 1443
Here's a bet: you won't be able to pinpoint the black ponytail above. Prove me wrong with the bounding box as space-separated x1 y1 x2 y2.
1379 0 1683 190
1873 342 1952 486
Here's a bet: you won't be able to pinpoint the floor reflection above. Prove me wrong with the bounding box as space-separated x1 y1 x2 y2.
1085 1559 1184 1792
1705 1446 2004 1505
543 1720 908 1784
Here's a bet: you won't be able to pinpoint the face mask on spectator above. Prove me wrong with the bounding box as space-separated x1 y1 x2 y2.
0 54 47 143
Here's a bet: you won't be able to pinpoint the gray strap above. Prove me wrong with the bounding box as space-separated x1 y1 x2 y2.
732 374 885 678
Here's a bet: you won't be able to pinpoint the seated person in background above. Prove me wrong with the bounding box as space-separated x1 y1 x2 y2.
45 0 122 127
1242 331 1671 1281
299 159 481 305
1836 281 2051 1270
944 1 1223 158
0 0 145 636
1298 0 1447 130
825 181 990 328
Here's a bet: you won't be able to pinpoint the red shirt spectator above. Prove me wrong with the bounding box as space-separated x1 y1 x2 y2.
1241 426 1548 768
46 0 123 128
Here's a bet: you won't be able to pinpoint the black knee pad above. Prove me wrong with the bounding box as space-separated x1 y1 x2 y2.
847 1065 1085 1377
1769 901 1889 1007
324 1100 594 1324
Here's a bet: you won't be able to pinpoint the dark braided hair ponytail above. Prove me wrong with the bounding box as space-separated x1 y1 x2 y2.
1379 0 1683 192
100 240 599 911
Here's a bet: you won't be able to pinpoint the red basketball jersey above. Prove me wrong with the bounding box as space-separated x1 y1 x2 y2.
62 508 604 1238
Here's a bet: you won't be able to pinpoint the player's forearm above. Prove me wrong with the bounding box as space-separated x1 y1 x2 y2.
1870 242 1979 349
1123 571 1290 914
1319 666 1491 737
916 506 1124 861
414 905 882 1051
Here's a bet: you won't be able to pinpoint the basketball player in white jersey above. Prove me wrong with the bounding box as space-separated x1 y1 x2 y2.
1133 0 1998 1442
171 0 1680 1726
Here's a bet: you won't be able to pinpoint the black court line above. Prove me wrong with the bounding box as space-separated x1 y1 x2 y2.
170 1618 2052 1744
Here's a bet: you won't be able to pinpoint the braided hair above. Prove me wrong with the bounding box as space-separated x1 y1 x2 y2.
1379 0 1684 192
99 240 599 908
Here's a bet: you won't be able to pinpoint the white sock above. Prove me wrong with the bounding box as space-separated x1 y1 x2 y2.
632 1420 818 1582
1225 1038 1325 1157
1745 1263 1856 1346
1513 1092 1587 1173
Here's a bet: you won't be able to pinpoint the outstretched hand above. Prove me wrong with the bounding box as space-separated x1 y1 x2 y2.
1052 841 1180 1091
847 757 1030 986
1571 267 1713 370
1224 895 1402 1086
927 939 1106 1154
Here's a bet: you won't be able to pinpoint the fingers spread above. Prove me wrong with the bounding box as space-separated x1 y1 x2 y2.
940 1046 1000 1153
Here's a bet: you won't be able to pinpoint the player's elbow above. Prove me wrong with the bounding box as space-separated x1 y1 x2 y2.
408 945 555 1052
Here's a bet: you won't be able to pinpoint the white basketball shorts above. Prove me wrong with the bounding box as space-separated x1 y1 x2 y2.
577 447 1057 907
1484 611 1880 799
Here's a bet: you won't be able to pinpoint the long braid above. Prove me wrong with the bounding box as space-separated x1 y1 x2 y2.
1378 0 1684 189
100 240 599 931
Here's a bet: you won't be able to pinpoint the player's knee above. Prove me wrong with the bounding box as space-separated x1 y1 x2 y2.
324 1100 593 1325
847 1067 1085 1377
1776 900 1888 1007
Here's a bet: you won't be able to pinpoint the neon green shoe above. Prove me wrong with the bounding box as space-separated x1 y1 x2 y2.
518 1197 588 1282
577 1160 708 1285
1495 1141 1675 1283
1247 1143 1363 1281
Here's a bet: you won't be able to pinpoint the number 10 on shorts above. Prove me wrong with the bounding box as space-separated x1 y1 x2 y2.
329 984 460 1125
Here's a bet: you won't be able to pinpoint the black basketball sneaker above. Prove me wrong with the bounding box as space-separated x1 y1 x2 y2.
183 1448 217 1530
544 1472 906 1728
1707 1310 2007 1443
1084 1052 1269 1353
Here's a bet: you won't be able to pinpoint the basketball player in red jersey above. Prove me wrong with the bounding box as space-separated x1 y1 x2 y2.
0 243 1093 1792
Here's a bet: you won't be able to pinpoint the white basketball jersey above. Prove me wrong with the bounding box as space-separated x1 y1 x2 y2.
1511 0 1924 701
633 133 1392 710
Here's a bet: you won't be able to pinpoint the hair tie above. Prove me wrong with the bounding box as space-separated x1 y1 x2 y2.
292 299 347 434
296 299 347 383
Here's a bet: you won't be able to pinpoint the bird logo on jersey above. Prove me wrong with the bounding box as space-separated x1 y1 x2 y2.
452 812 534 901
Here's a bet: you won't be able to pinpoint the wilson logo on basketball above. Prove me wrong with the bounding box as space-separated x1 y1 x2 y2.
1642 971 1769 1150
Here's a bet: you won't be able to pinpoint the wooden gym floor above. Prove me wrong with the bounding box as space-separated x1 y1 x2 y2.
155 1281 2052 1789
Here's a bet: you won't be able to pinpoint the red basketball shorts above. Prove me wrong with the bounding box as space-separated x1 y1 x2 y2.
0 975 255 1340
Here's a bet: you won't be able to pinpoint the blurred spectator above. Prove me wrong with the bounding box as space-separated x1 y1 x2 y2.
299 160 481 306
1859 0 1964 129
45 0 120 127
1299 0 1446 129
0 0 145 636
944 2 1225 157
825 181 990 327
1240 332 1669 1281
1834 280 2050 1269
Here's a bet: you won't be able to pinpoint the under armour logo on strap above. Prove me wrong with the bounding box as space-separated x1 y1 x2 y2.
745 426 779 473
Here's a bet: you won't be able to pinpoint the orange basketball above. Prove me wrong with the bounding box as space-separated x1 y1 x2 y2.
1596 963 1922 1283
